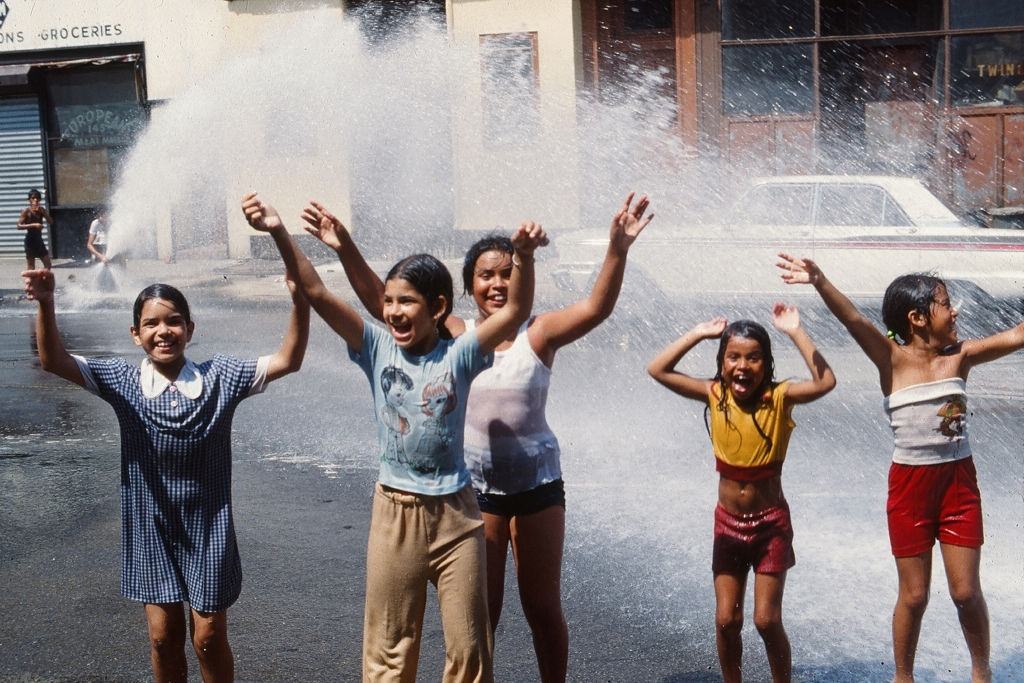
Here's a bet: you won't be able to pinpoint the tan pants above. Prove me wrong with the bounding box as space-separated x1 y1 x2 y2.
363 483 493 683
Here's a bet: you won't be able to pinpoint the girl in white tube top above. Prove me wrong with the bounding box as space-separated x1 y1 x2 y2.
777 254 1024 683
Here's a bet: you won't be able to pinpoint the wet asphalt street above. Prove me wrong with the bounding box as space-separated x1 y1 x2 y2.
1 262 1022 682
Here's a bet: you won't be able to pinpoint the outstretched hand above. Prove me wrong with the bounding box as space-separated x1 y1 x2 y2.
22 269 55 302
691 316 728 340
609 192 653 253
777 252 821 285
771 302 801 332
301 200 349 251
242 192 284 232
511 221 549 256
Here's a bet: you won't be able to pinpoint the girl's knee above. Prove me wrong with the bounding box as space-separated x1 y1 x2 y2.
191 617 229 659
949 583 984 611
716 610 743 635
898 585 929 613
521 600 566 635
149 629 186 658
753 610 783 635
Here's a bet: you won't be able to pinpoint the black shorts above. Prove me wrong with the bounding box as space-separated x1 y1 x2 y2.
476 479 565 517
24 232 48 259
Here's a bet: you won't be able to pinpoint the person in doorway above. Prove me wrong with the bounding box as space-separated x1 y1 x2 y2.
777 253 1024 683
647 306 836 683
87 207 111 265
18 188 53 271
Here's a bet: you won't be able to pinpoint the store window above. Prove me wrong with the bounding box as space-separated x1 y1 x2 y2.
723 44 813 116
480 32 539 145
722 0 813 41
950 32 1024 107
821 0 940 36
45 65 144 206
950 1 1024 31
623 0 673 32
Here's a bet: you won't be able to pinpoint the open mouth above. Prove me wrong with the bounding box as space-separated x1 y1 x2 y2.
730 374 755 396
389 320 414 344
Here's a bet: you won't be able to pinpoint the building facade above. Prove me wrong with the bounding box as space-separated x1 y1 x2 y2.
0 0 1020 259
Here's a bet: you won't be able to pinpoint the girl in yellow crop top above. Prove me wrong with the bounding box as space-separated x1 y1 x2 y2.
647 304 835 683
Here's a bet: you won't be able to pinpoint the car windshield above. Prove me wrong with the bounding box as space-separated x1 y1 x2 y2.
733 184 814 225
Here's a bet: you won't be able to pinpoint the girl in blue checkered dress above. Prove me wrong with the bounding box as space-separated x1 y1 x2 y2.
21 264 309 682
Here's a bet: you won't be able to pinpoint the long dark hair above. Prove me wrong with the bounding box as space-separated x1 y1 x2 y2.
882 273 945 345
704 320 777 452
386 254 454 340
132 284 192 328
462 233 514 295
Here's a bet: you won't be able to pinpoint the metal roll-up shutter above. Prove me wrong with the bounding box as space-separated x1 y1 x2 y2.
0 97 47 256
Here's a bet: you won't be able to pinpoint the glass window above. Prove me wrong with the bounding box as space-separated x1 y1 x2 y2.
723 45 813 116
883 194 912 226
624 0 673 32
821 0 940 36
951 33 1024 107
480 33 540 145
734 184 815 226
722 0 813 40
950 1 1024 31
816 185 885 226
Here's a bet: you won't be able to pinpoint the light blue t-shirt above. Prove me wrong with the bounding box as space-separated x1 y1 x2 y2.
349 320 493 495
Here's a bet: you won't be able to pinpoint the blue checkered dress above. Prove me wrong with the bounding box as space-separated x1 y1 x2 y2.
80 354 257 612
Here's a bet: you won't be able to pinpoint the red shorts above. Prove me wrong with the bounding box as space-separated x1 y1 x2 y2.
712 503 795 575
887 457 984 557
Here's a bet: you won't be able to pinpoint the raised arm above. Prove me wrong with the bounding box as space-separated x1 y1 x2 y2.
300 200 385 321
778 253 892 374
22 269 85 387
530 192 653 362
242 192 364 351
770 303 836 404
263 276 311 382
646 318 724 401
962 321 1024 370
474 221 547 353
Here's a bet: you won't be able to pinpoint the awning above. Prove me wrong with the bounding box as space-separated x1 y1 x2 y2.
0 63 32 86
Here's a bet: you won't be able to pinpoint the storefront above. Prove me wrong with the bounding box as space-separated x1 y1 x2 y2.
1 1 1019 261
579 0 1024 215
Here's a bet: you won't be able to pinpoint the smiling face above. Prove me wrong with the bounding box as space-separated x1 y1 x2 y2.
926 283 959 346
130 298 194 372
471 249 513 319
383 277 445 355
721 335 767 404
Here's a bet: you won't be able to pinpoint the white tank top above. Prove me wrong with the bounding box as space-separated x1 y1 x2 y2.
463 319 561 495
883 377 972 465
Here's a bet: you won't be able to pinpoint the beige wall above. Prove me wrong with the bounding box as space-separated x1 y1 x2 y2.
448 0 583 232
1 0 585 256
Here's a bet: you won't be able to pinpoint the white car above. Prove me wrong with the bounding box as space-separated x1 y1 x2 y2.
554 176 1023 303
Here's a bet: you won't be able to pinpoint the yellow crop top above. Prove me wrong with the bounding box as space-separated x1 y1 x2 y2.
707 381 794 479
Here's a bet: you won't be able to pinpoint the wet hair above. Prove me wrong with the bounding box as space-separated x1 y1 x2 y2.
132 284 192 328
462 234 514 295
386 254 454 340
704 320 777 452
882 273 946 345
27 189 41 201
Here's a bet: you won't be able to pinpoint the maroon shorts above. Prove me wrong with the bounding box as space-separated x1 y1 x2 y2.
887 456 983 557
712 502 795 575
